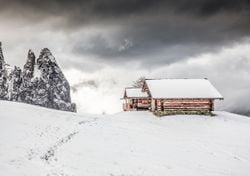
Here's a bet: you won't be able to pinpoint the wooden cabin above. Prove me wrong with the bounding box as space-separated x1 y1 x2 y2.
122 87 150 111
142 79 223 115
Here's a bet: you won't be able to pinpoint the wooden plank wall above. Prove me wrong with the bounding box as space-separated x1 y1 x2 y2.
123 98 151 111
136 99 151 109
156 99 213 112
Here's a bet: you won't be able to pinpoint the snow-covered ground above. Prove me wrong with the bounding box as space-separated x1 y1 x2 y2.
0 101 250 176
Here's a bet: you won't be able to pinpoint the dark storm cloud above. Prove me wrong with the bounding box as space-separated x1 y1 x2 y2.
2 0 250 19
1 0 250 66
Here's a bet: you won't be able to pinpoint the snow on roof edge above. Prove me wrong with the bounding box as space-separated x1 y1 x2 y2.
124 87 148 98
145 78 223 99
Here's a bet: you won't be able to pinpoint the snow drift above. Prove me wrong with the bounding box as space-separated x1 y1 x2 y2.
0 100 250 176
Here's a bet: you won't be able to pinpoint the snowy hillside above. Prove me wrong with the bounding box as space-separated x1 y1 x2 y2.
0 101 250 176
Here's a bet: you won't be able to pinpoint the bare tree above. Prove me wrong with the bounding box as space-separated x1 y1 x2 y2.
133 76 145 88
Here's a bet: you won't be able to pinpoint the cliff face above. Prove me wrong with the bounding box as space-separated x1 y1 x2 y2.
0 42 9 100
0 43 76 112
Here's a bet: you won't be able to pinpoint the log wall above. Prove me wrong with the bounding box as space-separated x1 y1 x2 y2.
154 99 214 112
123 98 150 111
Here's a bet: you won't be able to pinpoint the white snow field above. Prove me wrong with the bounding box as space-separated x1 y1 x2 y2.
0 101 250 176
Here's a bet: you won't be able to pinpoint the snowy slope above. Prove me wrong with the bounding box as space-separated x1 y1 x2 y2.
0 101 98 175
0 101 250 176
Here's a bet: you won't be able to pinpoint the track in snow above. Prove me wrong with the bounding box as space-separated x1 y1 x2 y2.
41 117 99 163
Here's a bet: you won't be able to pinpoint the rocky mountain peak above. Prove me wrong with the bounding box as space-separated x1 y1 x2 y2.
0 42 5 69
0 43 76 112
0 42 4 60
38 48 56 65
23 49 36 79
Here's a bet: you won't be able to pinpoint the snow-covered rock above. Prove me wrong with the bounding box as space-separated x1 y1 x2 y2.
19 50 36 104
9 66 22 101
35 48 76 112
0 42 9 100
0 43 76 112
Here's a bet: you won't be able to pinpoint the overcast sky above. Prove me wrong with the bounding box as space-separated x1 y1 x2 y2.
0 0 250 114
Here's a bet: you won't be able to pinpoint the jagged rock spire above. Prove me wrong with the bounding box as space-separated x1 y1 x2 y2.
0 44 76 112
23 49 36 79
37 48 56 64
35 48 76 112
0 42 4 61
19 50 36 103
0 42 8 100
9 66 22 101
0 42 5 70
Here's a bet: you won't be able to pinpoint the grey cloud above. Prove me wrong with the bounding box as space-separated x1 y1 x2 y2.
71 80 99 93
71 77 118 94
71 15 241 67
2 0 250 20
73 35 136 58
1 0 250 67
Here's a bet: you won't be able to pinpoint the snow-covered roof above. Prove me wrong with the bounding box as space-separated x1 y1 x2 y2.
125 87 148 98
145 79 223 99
